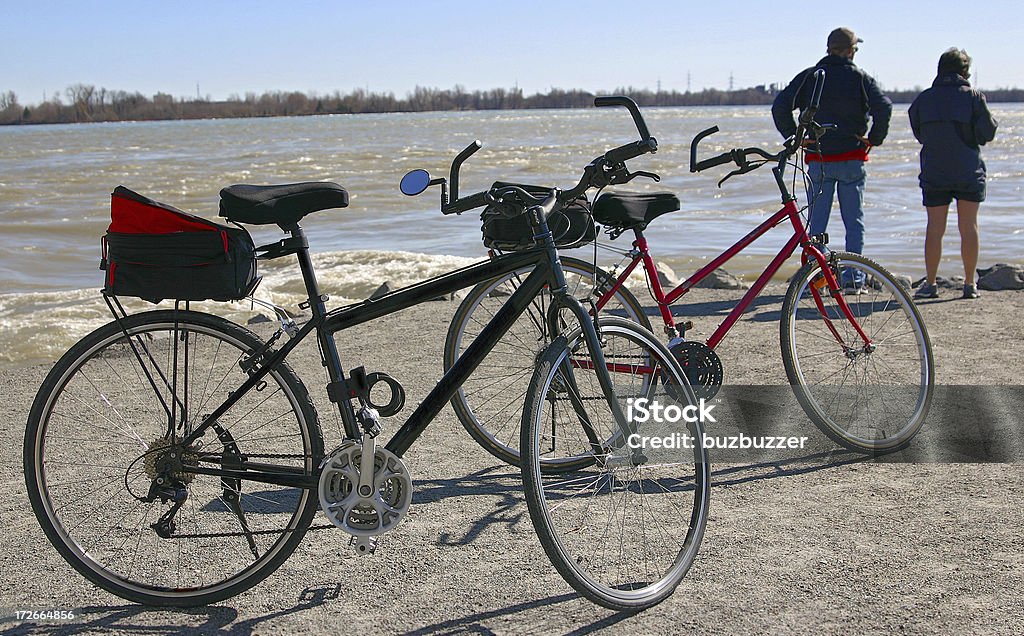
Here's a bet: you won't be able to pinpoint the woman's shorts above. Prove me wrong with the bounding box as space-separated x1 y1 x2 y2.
922 184 986 207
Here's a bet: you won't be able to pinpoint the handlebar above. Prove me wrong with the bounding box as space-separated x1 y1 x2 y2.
689 126 790 189
690 128 781 174
689 126 723 172
689 69 828 190
449 140 482 205
604 139 659 165
798 68 826 127
439 95 659 216
488 185 560 220
443 190 489 215
595 96 653 142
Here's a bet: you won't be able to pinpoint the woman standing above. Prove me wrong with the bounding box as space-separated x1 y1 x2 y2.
909 48 998 300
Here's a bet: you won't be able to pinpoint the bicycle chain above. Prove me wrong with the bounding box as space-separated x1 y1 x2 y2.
161 451 326 540
170 523 337 540
196 452 312 460
236 453 312 459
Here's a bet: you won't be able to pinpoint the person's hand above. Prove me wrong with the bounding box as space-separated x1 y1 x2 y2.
856 135 871 146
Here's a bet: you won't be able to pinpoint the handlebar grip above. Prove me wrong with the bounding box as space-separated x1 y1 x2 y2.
689 126 720 172
449 140 482 202
799 69 826 126
809 68 826 109
594 95 653 143
442 191 488 215
693 152 735 173
594 96 631 108
605 139 658 165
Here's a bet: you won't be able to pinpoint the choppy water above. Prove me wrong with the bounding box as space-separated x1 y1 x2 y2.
1 105 1022 366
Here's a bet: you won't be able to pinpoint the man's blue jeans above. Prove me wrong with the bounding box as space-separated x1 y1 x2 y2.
807 159 866 285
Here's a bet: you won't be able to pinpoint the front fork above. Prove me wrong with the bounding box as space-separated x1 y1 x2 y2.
545 291 646 465
800 241 873 349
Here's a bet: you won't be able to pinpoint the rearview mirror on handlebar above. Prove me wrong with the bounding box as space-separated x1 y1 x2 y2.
400 169 432 196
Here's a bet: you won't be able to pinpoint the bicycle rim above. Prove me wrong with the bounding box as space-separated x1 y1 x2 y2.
782 252 934 451
521 318 710 610
24 311 321 605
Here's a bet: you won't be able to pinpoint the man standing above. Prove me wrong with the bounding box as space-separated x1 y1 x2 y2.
772 27 892 289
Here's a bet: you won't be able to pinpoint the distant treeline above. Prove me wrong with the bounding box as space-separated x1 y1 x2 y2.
2 83 1023 125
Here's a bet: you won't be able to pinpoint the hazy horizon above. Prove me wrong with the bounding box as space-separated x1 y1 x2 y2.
3 1 1021 106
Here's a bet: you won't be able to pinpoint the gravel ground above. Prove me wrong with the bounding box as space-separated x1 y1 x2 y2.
1 284 1021 635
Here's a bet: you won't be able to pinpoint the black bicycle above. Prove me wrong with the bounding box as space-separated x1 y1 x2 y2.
24 99 710 611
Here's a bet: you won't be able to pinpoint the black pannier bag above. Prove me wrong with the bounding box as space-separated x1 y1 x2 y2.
480 182 595 251
101 186 260 303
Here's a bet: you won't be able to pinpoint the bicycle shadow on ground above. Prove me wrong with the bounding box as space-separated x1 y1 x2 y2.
402 591 638 635
2 585 633 635
710 448 867 486
411 450 868 548
1 585 343 636
0 605 239 636
6 453 871 636
632 292 786 323
413 465 529 547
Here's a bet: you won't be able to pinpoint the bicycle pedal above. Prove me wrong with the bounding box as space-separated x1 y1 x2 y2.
350 535 378 556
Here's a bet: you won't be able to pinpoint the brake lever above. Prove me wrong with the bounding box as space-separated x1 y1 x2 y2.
716 163 760 188
631 170 661 183
608 168 661 186
808 121 837 139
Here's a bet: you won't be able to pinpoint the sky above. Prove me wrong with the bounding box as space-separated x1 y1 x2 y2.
3 1 1023 105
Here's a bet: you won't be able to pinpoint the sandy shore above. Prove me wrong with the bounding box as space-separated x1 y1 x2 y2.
1 284 1022 634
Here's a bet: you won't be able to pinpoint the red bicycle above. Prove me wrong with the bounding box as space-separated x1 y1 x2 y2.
446 70 934 455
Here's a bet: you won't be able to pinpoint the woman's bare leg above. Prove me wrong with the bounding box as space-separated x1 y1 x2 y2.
924 205 949 285
956 200 980 284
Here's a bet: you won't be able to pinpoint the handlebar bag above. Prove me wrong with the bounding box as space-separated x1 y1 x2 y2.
480 182 594 251
101 186 260 303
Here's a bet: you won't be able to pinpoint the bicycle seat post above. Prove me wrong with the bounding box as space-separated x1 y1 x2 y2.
283 222 361 439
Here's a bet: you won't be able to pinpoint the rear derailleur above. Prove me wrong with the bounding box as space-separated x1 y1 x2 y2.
143 475 188 539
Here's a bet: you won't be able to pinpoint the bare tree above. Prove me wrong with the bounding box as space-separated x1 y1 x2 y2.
66 84 96 120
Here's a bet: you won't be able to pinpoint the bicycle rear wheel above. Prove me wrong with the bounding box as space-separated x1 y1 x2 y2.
781 251 934 452
445 256 651 471
24 310 323 606
521 317 710 610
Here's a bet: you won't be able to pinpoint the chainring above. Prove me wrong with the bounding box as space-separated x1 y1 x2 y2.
669 341 724 400
318 442 413 537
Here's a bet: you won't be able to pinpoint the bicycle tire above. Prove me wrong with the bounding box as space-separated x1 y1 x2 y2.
445 256 651 471
520 317 710 610
24 310 324 606
780 251 935 452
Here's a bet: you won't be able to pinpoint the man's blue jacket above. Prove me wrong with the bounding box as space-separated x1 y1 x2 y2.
773 55 892 156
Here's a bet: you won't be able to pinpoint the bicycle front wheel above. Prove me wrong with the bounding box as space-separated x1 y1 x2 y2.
24 310 323 606
781 251 934 452
445 255 651 471
521 317 710 610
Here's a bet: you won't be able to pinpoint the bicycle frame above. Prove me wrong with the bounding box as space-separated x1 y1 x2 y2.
595 177 871 351
126 220 620 492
